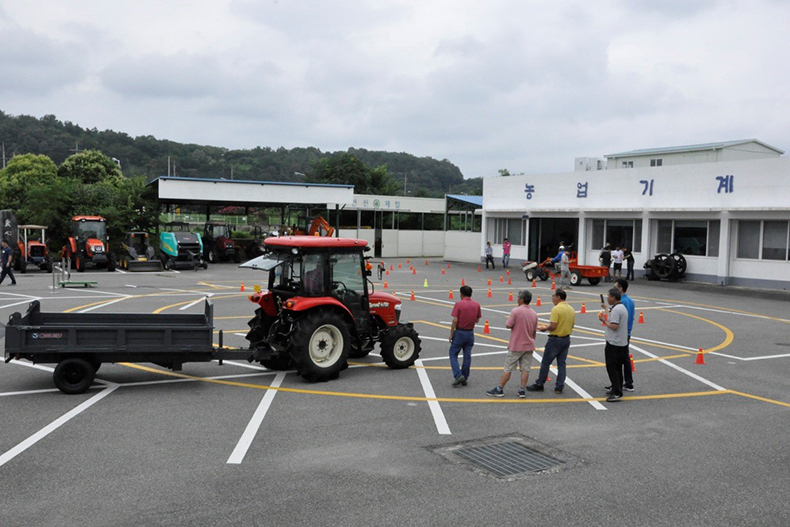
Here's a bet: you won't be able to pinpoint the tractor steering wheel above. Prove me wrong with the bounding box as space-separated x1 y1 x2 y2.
331 281 348 297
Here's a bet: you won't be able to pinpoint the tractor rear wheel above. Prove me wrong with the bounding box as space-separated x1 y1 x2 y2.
525 269 536 281
380 324 421 369
290 310 350 382
107 254 116 272
569 271 582 286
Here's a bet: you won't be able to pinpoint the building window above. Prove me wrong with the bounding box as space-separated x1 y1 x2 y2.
423 213 444 231
622 161 633 168
656 220 719 256
650 158 663 167
591 219 641 252
489 218 524 245
506 218 523 246
740 220 790 261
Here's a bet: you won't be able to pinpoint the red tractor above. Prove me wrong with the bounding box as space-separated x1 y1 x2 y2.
242 236 421 382
62 216 116 272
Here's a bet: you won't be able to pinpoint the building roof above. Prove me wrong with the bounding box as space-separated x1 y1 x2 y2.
446 194 483 207
605 139 784 158
148 176 354 189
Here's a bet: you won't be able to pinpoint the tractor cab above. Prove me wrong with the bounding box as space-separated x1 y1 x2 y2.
64 216 115 272
17 225 52 273
203 220 238 263
240 236 419 382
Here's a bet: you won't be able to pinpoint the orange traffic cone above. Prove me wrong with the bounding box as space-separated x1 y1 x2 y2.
385 269 390 276
407 259 410 264
536 296 541 306
384 281 388 289
425 260 429 266
487 277 492 286
695 348 706 364
551 280 556 290
441 268 445 275
500 275 504 283
508 291 513 301
483 320 490 334
478 266 481 273
506 269 510 275
638 311 645 324
412 268 416 275
581 302 586 313
390 264 393 271
398 263 402 269
447 263 451 269
487 288 492 298
630 354 636 372
449 290 454 299
410 291 415 301
240 282 245 292
507 276 512 285
461 278 465 286
532 279 537 288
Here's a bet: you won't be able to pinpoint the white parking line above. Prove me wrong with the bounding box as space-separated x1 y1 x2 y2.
0 298 41 310
78 297 129 313
0 384 118 468
629 343 726 391
227 372 286 464
414 359 451 435
179 297 211 310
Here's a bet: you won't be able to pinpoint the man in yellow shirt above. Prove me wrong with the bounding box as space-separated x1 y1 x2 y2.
526 288 575 394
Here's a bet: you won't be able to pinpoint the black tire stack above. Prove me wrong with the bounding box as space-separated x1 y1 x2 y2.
644 253 687 281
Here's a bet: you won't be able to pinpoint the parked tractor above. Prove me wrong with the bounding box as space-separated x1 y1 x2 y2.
62 216 116 272
159 222 207 270
203 220 239 263
16 225 53 273
242 236 421 382
119 232 163 272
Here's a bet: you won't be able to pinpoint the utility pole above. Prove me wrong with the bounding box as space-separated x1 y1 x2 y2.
404 174 407 196
167 156 171 177
70 141 82 154
1 142 5 169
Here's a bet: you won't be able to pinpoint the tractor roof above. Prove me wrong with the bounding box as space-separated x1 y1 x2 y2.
73 216 106 222
18 225 48 230
264 236 369 249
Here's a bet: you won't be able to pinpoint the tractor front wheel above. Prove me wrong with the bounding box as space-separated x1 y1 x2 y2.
380 324 421 369
290 311 351 382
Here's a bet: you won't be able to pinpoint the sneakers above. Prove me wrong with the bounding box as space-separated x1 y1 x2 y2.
518 388 526 398
554 387 563 394
525 383 544 392
9 283 16 286
486 387 504 398
606 394 623 402
452 376 466 387
623 385 635 392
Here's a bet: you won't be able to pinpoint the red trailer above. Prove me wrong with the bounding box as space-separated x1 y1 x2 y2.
522 253 608 286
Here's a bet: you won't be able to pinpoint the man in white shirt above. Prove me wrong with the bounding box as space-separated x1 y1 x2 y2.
611 246 624 278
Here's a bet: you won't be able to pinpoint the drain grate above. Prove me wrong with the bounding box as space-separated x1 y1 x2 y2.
455 441 563 477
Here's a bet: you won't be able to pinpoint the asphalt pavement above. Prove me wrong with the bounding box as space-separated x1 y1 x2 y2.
1 260 789 526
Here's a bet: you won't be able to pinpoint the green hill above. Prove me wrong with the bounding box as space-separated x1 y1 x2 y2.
0 111 482 197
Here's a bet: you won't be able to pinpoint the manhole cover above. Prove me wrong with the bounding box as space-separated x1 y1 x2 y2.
455 442 563 477
430 434 581 480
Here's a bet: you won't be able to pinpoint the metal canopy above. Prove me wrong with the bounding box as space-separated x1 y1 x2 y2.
148 177 355 208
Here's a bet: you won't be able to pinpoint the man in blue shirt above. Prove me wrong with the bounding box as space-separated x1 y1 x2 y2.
615 278 634 390
0 240 17 286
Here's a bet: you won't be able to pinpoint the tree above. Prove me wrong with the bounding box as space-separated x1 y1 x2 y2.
0 153 59 222
58 149 123 184
307 153 399 194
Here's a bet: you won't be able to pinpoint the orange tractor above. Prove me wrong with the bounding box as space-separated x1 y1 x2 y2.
16 225 53 273
62 216 117 272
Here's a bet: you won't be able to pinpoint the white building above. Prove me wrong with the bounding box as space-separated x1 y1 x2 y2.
482 140 790 289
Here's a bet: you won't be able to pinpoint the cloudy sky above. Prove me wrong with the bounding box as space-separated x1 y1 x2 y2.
1 0 789 177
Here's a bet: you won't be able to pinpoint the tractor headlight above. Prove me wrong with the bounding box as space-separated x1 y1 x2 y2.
394 304 402 311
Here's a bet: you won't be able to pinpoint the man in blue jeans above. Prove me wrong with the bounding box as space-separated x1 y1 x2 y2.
0 240 17 286
526 288 575 394
448 285 482 386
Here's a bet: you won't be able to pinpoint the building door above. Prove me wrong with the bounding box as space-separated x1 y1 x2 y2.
527 218 579 262
374 211 383 258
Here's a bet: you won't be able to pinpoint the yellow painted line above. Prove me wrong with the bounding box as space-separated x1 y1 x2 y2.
197 281 230 289
729 390 790 408
662 309 734 353
119 363 736 404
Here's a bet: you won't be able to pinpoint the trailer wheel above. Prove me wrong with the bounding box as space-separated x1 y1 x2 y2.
107 254 116 272
53 358 96 394
380 324 421 369
525 269 536 281
569 271 582 286
290 311 350 382
588 277 601 285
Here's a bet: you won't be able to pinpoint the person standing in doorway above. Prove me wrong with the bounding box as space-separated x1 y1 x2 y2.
0 240 17 286
624 247 635 281
502 238 512 269
485 241 496 269
611 246 624 278
526 288 575 394
600 243 612 282
486 290 538 398
448 285 482 387
599 288 629 402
